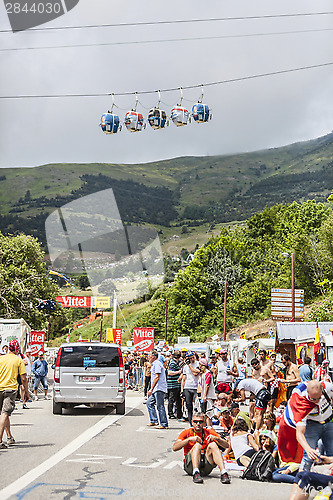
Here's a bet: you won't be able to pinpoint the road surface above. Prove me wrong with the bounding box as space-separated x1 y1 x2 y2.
0 392 292 500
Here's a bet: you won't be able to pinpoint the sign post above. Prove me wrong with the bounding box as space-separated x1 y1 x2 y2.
271 288 305 321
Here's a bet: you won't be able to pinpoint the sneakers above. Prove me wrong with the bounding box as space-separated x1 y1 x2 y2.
193 471 203 484
0 442 8 449
22 404 29 409
220 472 231 484
7 437 15 446
34 396 38 401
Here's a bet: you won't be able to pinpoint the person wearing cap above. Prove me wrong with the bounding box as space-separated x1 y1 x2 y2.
167 351 183 420
32 352 49 400
313 359 332 383
0 339 29 448
213 349 238 395
197 358 216 427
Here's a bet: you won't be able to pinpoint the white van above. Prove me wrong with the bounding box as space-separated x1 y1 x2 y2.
53 342 126 415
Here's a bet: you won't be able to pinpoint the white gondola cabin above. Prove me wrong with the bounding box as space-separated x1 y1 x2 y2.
124 110 145 132
100 113 121 134
170 106 190 127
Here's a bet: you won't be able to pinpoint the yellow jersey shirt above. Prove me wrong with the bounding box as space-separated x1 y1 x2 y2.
0 352 26 391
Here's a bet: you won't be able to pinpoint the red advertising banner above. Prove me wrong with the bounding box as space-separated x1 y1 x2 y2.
113 328 123 345
133 327 155 352
29 331 45 357
56 296 92 308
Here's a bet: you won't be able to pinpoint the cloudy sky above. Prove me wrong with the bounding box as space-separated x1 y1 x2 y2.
1 0 333 167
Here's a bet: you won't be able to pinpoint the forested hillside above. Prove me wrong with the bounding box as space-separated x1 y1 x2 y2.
1 132 333 245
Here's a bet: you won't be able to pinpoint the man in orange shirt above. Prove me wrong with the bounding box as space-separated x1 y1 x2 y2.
172 412 231 484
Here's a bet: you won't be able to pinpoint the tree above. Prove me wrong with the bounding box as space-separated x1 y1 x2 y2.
0 232 59 329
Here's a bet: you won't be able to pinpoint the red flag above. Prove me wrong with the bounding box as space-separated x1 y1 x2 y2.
66 333 70 343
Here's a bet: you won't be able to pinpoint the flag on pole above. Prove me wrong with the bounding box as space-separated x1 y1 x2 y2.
314 321 320 362
66 332 70 343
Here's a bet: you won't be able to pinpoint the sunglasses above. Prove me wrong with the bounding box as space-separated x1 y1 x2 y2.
193 420 205 424
308 395 322 402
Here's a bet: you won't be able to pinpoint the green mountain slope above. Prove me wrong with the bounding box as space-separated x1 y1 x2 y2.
1 132 333 243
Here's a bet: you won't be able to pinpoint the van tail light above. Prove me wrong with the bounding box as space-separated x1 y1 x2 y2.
54 347 62 383
118 348 124 388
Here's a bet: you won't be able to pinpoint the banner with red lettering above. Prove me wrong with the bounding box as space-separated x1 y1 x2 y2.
29 331 45 356
113 329 123 345
133 327 155 352
56 296 92 308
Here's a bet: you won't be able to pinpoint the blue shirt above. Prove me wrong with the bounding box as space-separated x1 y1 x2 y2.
32 358 48 377
299 364 313 382
151 359 167 393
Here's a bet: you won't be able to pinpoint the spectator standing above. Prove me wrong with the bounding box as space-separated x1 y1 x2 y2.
214 349 238 395
197 357 216 427
281 355 301 400
234 357 247 389
233 373 271 431
32 352 49 400
0 340 29 448
143 355 152 400
1 345 8 355
167 351 183 420
314 359 332 383
299 357 314 383
181 351 200 425
146 350 168 429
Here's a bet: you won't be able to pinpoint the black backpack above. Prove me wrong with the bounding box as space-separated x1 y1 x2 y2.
241 450 275 482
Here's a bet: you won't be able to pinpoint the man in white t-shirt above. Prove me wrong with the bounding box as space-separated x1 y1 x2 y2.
213 349 238 395
299 381 333 471
181 351 200 425
233 366 271 430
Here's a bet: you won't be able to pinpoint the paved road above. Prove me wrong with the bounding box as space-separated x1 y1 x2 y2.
0 392 292 500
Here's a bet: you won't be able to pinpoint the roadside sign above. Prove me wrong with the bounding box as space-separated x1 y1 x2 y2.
133 327 155 351
178 336 190 344
271 288 305 321
29 330 45 356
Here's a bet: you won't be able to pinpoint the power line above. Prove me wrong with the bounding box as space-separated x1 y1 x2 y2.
0 11 333 34
2 27 333 52
1 61 332 100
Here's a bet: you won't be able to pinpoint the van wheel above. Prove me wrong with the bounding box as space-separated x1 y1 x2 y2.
116 401 125 415
53 399 63 415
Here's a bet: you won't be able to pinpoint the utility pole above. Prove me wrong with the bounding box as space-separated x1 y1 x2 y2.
99 311 104 342
164 299 168 342
291 253 295 322
223 281 227 341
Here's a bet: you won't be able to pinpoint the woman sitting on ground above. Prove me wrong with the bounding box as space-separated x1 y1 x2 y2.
229 418 258 466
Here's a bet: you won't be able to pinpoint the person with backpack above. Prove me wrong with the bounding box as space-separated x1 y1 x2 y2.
229 418 258 466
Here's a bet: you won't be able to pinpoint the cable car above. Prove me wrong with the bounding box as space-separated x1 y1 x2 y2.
170 106 190 127
100 113 121 134
148 107 168 130
124 110 145 132
192 103 210 123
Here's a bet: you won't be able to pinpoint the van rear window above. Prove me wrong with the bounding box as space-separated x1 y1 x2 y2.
60 346 120 368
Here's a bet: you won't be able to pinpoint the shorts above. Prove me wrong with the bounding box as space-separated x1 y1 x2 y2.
0 390 17 416
236 448 257 466
270 387 279 400
255 388 271 411
216 382 232 394
184 451 216 476
34 375 48 391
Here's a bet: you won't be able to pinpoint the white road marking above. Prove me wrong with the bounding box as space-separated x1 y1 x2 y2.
136 425 169 433
0 398 143 500
66 454 123 464
163 460 184 469
121 457 166 468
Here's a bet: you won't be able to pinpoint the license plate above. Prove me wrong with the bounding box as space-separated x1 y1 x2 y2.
80 376 99 382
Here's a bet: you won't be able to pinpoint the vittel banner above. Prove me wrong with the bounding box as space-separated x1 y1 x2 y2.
133 327 155 352
29 330 45 356
56 296 92 308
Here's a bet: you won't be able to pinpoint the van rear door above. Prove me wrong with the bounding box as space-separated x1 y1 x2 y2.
59 345 121 402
